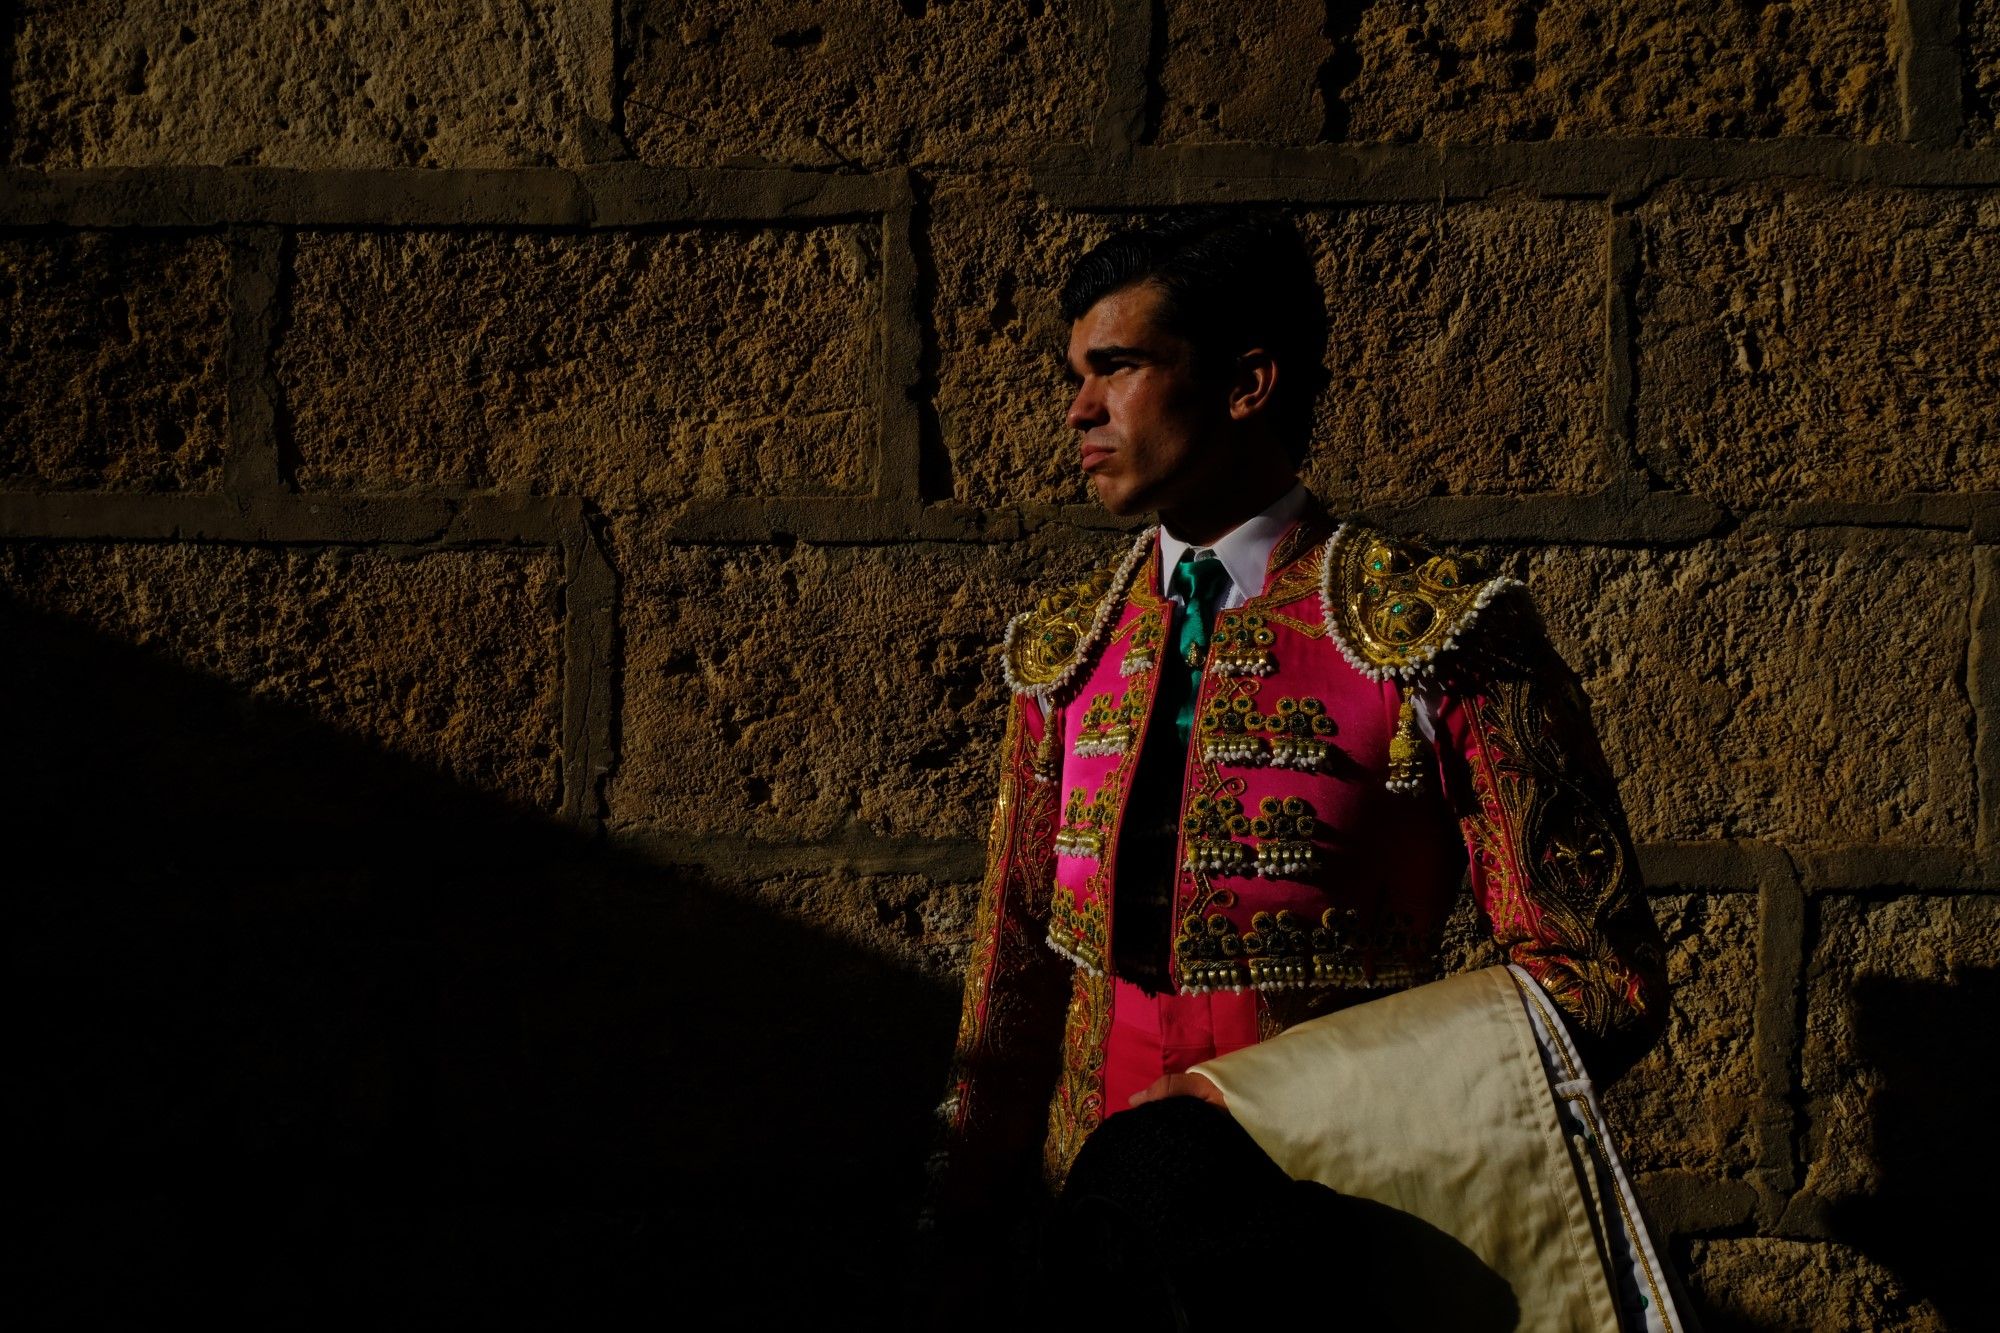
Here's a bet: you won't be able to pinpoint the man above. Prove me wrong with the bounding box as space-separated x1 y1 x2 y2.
931 211 1672 1319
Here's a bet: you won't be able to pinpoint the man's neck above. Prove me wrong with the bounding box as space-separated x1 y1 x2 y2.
1157 469 1302 548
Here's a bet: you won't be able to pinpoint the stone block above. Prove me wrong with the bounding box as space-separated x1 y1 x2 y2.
9 0 611 167
1801 894 2000 1201
625 1 1103 169
0 543 564 808
1300 201 1608 503
278 227 877 507
1637 185 2000 503
930 173 1116 508
1519 530 1973 850
1158 6 1333 144
714 870 977 985
0 232 228 489
1602 893 1758 1178
932 191 1607 508
1330 0 1890 143
1684 1238 1945 1331
609 530 1107 841
1968 1 2000 142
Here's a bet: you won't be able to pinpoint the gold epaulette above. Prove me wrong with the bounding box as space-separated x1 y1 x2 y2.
1318 522 1522 685
1001 528 1155 699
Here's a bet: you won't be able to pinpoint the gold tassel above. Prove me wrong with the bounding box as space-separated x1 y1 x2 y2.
1033 722 1061 784
1386 693 1427 795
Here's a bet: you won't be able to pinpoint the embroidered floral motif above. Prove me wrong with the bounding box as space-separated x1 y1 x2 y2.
1072 683 1145 758
1318 523 1520 684
1170 902 1439 994
1043 966 1112 1187
1242 909 1314 989
1120 614 1163 677
1046 890 1108 975
1054 780 1116 860
1181 793 1254 878
1206 609 1278 676
1197 695 1267 765
1250 795 1323 879
1174 912 1249 992
1460 660 1665 1043
1197 694 1338 771
1003 529 1155 698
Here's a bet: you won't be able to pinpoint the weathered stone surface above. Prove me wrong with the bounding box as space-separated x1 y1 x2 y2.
278 227 876 505
930 174 1114 507
0 543 563 808
1967 1 2000 142
935 193 1607 508
1520 530 1973 849
1158 7 1333 144
1331 1 1891 144
711 870 976 983
0 232 228 490
1637 185 2000 503
1439 888 1759 1178
1300 201 1608 503
626 1 1103 169
1685 1238 1946 1331
1602 893 1758 1178
1801 894 2000 1201
609 531 1101 841
9 0 611 168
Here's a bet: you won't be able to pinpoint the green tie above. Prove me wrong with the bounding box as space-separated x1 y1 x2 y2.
1168 550 1231 745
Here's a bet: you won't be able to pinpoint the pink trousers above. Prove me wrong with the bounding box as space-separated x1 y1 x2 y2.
1101 977 1262 1118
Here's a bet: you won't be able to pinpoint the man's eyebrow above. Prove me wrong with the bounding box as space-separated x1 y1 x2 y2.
1083 344 1150 364
1054 344 1154 377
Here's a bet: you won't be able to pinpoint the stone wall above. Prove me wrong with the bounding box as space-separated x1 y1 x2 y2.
5 2 1995 1327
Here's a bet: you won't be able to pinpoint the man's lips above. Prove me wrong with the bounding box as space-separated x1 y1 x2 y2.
1080 442 1114 473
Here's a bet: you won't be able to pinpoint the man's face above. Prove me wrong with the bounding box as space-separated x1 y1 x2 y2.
1063 282 1228 518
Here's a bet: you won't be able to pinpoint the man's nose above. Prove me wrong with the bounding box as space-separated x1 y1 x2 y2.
1066 380 1106 432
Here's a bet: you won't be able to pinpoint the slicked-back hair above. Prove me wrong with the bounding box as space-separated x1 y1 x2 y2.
1060 210 1329 464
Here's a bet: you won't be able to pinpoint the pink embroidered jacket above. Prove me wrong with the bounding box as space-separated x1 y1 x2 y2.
936 505 1668 1204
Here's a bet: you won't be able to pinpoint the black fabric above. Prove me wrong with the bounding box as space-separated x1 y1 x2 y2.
1040 1098 1379 1330
1111 598 1192 990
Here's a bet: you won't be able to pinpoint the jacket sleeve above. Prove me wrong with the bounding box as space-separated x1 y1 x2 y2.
927 690 1072 1220
1428 595 1670 1077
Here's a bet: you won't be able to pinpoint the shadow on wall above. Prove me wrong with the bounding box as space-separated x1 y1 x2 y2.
3 599 957 1329
1827 969 2000 1330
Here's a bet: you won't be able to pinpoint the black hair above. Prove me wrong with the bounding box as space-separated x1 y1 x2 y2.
1060 209 1330 464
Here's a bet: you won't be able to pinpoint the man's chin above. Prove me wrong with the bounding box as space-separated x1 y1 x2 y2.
1088 476 1152 519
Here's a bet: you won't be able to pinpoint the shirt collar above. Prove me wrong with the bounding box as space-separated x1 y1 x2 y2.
1157 482 1309 601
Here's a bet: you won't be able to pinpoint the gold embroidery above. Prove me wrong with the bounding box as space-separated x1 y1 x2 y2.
1196 693 1339 771
1250 796 1323 879
1002 530 1154 698
1121 614 1164 676
1319 523 1519 683
1181 792 1254 878
1171 902 1439 994
1072 683 1145 758
1046 890 1108 975
1054 780 1116 860
1043 966 1113 1188
1198 695 1267 766
1461 661 1665 1043
1207 609 1277 676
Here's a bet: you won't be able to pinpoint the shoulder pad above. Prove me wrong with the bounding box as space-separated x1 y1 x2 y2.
1002 528 1155 698
1319 522 1521 683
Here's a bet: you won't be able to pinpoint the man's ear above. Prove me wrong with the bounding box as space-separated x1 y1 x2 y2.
1227 349 1278 422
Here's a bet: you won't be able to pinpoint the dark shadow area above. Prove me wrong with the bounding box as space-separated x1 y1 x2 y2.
1824 968 2000 1329
1050 1097 1516 1332
3 598 958 1329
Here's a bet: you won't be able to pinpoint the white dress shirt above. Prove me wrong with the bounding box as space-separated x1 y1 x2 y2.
1156 483 1309 609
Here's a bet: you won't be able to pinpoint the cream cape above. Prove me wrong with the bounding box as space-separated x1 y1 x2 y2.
1192 966 1684 1333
